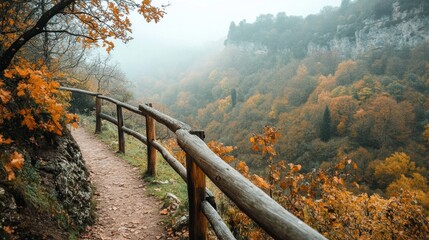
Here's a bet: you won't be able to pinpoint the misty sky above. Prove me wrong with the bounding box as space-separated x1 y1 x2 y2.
109 0 342 81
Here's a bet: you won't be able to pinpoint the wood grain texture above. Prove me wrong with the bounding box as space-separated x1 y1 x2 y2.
139 104 190 132
201 201 235 240
146 103 157 177
176 129 326 240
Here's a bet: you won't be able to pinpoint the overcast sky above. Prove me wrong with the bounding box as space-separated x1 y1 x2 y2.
109 0 342 81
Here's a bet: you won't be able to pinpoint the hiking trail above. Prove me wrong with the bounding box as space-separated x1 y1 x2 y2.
72 127 168 240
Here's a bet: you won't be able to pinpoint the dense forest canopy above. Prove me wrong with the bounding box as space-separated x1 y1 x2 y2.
1 0 428 238
143 0 429 205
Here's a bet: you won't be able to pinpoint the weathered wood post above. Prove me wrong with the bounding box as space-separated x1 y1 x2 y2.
95 95 102 134
145 103 157 176
187 130 207 240
116 105 125 153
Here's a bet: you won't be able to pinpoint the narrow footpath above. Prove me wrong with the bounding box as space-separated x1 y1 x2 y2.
72 127 167 240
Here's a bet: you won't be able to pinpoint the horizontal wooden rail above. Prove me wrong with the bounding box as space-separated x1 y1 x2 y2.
61 86 326 240
176 129 326 240
122 126 147 145
139 104 191 132
99 112 117 125
152 140 187 182
98 95 143 115
202 200 235 240
59 86 100 96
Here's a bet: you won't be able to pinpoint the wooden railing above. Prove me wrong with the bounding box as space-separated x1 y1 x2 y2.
60 86 326 240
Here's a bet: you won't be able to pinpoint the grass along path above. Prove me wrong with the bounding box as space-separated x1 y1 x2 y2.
72 126 168 240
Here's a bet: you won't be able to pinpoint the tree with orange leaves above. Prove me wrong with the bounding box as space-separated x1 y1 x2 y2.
0 0 166 71
0 0 165 180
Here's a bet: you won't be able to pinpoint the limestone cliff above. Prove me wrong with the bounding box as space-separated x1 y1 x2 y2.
308 1 429 57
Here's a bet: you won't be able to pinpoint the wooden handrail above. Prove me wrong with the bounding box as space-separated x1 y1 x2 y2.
98 95 142 115
139 104 191 132
59 86 100 96
176 129 325 239
60 86 326 240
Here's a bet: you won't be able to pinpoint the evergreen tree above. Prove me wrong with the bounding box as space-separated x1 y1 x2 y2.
320 106 332 142
231 88 237 107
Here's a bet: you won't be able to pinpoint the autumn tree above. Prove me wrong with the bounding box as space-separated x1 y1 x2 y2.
220 127 429 239
329 96 358 136
373 152 417 188
351 96 414 148
0 0 165 182
334 60 363 85
249 126 281 197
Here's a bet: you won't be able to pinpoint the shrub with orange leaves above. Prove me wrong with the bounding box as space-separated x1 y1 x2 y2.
207 141 237 164
0 0 166 183
0 61 79 181
218 126 429 240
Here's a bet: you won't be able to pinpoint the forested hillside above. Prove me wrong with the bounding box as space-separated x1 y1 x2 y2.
146 0 429 201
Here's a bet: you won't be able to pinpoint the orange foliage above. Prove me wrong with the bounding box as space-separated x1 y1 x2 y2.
1 0 165 181
3 151 24 180
207 141 237 163
3 63 78 136
220 126 429 239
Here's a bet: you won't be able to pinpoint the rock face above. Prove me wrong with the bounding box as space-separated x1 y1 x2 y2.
0 186 18 231
0 129 93 239
36 129 93 226
308 2 429 57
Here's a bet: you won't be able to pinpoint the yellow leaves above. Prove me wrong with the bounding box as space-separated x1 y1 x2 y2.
3 70 13 78
66 113 79 129
139 0 165 23
159 208 169 215
19 109 36 130
0 135 13 145
16 82 27 96
1 63 77 136
15 67 30 77
251 174 270 190
236 161 249 176
207 141 237 163
289 163 302 172
0 88 11 103
9 151 24 169
352 162 358 170
374 152 415 188
249 126 281 157
3 151 25 181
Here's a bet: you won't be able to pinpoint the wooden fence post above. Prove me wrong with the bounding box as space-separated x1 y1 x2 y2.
95 95 102 134
187 130 207 240
146 103 157 176
117 105 125 153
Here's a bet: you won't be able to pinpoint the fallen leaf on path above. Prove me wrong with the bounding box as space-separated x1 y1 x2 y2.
160 209 169 215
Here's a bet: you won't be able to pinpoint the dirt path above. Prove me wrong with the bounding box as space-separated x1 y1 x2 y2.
72 127 167 240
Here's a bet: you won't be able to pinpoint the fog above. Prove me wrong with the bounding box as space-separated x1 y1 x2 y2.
109 0 342 83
